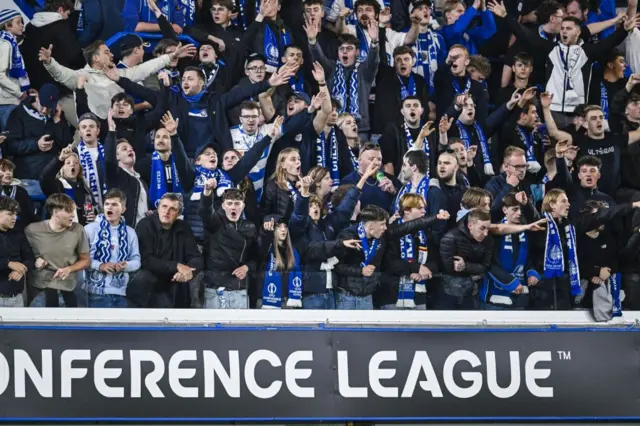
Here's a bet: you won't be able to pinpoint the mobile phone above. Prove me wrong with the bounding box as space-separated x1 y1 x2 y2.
0 131 9 136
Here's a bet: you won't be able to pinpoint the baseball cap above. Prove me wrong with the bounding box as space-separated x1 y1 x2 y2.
78 112 100 125
408 0 431 14
119 34 150 52
245 53 267 68
38 84 60 110
287 91 311 105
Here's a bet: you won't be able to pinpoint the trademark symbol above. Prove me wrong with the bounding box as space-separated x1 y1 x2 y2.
557 350 571 360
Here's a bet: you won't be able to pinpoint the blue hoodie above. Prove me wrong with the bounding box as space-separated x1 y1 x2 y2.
122 0 194 32
439 6 496 55
77 0 125 47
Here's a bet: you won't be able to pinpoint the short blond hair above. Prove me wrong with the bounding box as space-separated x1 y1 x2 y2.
542 188 566 213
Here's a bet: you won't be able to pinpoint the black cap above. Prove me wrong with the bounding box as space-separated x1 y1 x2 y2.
286 91 311 105
409 0 431 13
119 34 150 52
38 84 59 110
518 0 538 16
245 53 267 68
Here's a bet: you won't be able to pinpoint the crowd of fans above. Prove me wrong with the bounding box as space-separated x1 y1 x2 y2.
0 0 640 319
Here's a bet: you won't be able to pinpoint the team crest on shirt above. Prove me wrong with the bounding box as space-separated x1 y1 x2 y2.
295 134 302 142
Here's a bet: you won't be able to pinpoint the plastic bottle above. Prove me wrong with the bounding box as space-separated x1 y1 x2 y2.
217 287 227 309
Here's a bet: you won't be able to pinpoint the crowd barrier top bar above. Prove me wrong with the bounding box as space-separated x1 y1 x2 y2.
0 309 639 327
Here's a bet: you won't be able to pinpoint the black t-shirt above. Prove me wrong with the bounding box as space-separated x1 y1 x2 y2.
380 123 421 177
575 132 628 196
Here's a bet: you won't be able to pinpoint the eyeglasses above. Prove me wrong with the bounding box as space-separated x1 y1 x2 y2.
240 114 259 119
246 66 266 72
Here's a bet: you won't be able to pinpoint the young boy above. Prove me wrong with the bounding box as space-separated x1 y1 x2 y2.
0 9 29 128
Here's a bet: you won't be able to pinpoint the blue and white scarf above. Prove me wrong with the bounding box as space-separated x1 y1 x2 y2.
403 122 430 166
0 31 29 92
332 62 360 119
86 214 129 294
456 121 493 175
262 245 303 308
149 151 183 208
343 0 356 25
394 175 429 213
191 166 233 200
286 180 300 204
357 221 379 267
290 74 305 92
611 272 622 317
23 104 48 122
543 212 581 297
538 25 557 41
495 219 528 278
397 218 428 308
452 76 471 94
264 23 291 70
316 129 341 188
515 125 537 163
349 147 359 170
600 81 609 120
398 73 416 100
77 141 106 207
414 31 439 95
355 24 369 62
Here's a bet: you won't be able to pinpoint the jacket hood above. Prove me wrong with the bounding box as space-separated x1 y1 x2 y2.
30 12 64 27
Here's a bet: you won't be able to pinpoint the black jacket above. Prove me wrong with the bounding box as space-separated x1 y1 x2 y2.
134 213 203 278
5 100 73 179
0 228 35 296
104 131 149 227
377 215 443 307
261 179 297 223
20 18 86 94
39 156 96 226
0 185 37 231
485 173 540 223
199 193 257 289
440 218 493 278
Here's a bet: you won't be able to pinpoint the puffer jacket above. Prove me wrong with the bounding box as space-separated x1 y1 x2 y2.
440 217 494 278
261 179 297 223
199 193 257 290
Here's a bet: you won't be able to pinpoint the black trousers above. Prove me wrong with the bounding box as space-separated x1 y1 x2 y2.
127 269 193 309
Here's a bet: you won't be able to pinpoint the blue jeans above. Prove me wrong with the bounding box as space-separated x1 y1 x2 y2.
87 293 129 308
380 303 426 310
303 291 336 309
335 290 373 310
0 293 24 307
0 104 17 129
204 288 249 309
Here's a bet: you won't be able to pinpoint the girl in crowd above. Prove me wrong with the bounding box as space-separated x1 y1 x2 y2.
40 146 97 225
261 148 302 221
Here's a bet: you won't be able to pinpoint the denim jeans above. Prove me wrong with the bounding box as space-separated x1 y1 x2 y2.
87 293 129 308
0 104 17 129
380 303 426 310
335 290 373 310
0 293 24 307
303 291 336 309
204 288 249 309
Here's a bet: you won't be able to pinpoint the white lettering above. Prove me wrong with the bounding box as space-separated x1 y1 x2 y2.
60 350 90 398
130 350 165 398
443 350 482 399
245 350 282 399
525 351 553 397
0 352 9 396
369 351 398 398
169 350 198 398
285 351 314 398
203 350 240 398
94 350 124 398
486 351 520 398
337 351 367 398
14 349 52 398
401 351 443 398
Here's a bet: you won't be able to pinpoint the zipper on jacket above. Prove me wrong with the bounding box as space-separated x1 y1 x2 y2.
561 45 569 113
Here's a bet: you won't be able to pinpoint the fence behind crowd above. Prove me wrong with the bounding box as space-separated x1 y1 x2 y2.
0 309 639 422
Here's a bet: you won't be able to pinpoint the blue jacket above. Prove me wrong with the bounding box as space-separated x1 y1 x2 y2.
122 0 195 32
440 7 496 54
77 0 125 47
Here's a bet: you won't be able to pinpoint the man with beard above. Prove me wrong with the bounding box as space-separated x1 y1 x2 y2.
5 84 73 179
427 150 466 229
485 146 539 223
26 193 91 307
83 189 141 308
307 19 380 142
394 150 447 243
573 105 640 197
129 193 202 308
408 0 446 101
553 141 615 218
243 0 294 74
433 45 488 125
380 96 434 177
373 47 430 136
112 62 295 158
